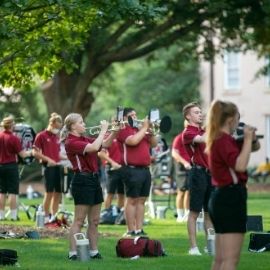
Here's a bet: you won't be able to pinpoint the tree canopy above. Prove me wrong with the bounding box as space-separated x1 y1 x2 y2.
1 0 270 116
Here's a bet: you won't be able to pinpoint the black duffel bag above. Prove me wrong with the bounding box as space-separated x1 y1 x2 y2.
0 249 18 265
248 233 270 252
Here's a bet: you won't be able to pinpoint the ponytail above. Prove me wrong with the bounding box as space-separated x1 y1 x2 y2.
205 100 238 153
60 113 82 142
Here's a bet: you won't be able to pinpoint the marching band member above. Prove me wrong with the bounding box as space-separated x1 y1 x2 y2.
182 102 213 256
117 108 158 236
205 100 260 270
0 115 33 221
60 113 117 260
172 120 191 223
98 138 125 212
33 112 64 223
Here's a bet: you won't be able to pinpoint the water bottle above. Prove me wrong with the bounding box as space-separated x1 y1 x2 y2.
26 185 34 200
207 228 215 256
196 211 204 232
112 205 118 217
36 205 45 228
74 233 90 261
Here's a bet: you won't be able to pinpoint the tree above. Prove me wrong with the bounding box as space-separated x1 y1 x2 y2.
1 1 270 117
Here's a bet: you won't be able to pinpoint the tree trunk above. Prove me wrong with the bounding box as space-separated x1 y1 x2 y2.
41 69 95 118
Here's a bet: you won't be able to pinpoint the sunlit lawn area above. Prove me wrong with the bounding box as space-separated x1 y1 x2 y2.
0 192 269 270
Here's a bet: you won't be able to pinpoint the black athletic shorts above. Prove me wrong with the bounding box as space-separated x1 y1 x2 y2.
43 166 62 193
122 166 151 198
0 163 20 194
208 184 247 233
189 166 212 212
106 167 125 195
71 172 104 205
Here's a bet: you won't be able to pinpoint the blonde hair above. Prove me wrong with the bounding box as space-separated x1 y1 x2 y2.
60 113 82 142
0 115 15 130
205 100 238 153
182 102 200 120
49 112 62 125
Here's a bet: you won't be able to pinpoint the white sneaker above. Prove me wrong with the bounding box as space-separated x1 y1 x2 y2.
176 216 184 223
188 247 202 256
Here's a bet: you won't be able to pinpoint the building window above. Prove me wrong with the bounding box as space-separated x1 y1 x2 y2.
224 51 240 90
266 115 270 159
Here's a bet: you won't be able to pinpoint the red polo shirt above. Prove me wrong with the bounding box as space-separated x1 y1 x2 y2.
33 130 60 163
65 133 99 173
182 125 208 168
172 132 191 163
209 132 247 186
117 125 151 167
0 130 22 164
107 139 122 164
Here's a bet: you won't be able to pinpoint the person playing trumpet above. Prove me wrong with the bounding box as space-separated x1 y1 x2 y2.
60 113 118 260
117 107 158 236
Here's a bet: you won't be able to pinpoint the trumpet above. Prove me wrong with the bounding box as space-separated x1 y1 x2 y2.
85 120 127 136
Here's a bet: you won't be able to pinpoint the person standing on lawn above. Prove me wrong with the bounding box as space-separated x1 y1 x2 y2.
0 115 33 221
205 100 260 270
61 113 117 260
172 120 191 222
33 113 64 223
117 107 158 236
182 102 213 255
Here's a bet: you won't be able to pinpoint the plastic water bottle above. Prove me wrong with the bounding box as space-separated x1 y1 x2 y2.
112 205 118 217
196 212 204 232
36 205 45 228
74 233 90 261
26 185 34 200
207 228 215 256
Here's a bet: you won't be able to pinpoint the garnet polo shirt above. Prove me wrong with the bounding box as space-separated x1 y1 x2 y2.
0 130 22 164
117 125 151 167
33 130 61 163
172 132 191 163
209 132 247 187
182 125 208 168
107 139 122 165
65 133 99 173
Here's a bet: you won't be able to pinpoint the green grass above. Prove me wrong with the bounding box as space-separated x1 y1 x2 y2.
1 192 270 270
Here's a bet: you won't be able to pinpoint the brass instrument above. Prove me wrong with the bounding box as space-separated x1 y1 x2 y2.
85 121 127 136
128 115 172 135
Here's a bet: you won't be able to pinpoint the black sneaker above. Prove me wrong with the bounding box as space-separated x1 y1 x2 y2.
135 229 147 236
123 231 136 237
68 254 77 261
91 253 102 259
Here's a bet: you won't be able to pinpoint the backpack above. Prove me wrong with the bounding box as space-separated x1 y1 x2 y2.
114 209 126 225
248 232 270 252
0 249 18 266
99 206 118 225
116 237 165 258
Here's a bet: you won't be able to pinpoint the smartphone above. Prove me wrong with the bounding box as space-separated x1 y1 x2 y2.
116 106 124 122
149 108 160 122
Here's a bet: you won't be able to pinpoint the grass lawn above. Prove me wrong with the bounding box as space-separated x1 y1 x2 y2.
0 192 269 270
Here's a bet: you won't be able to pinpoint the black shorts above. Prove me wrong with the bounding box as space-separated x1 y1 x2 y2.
189 166 212 212
208 184 247 233
123 166 151 198
0 163 20 194
43 166 62 193
71 172 104 205
175 171 190 191
106 167 125 195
